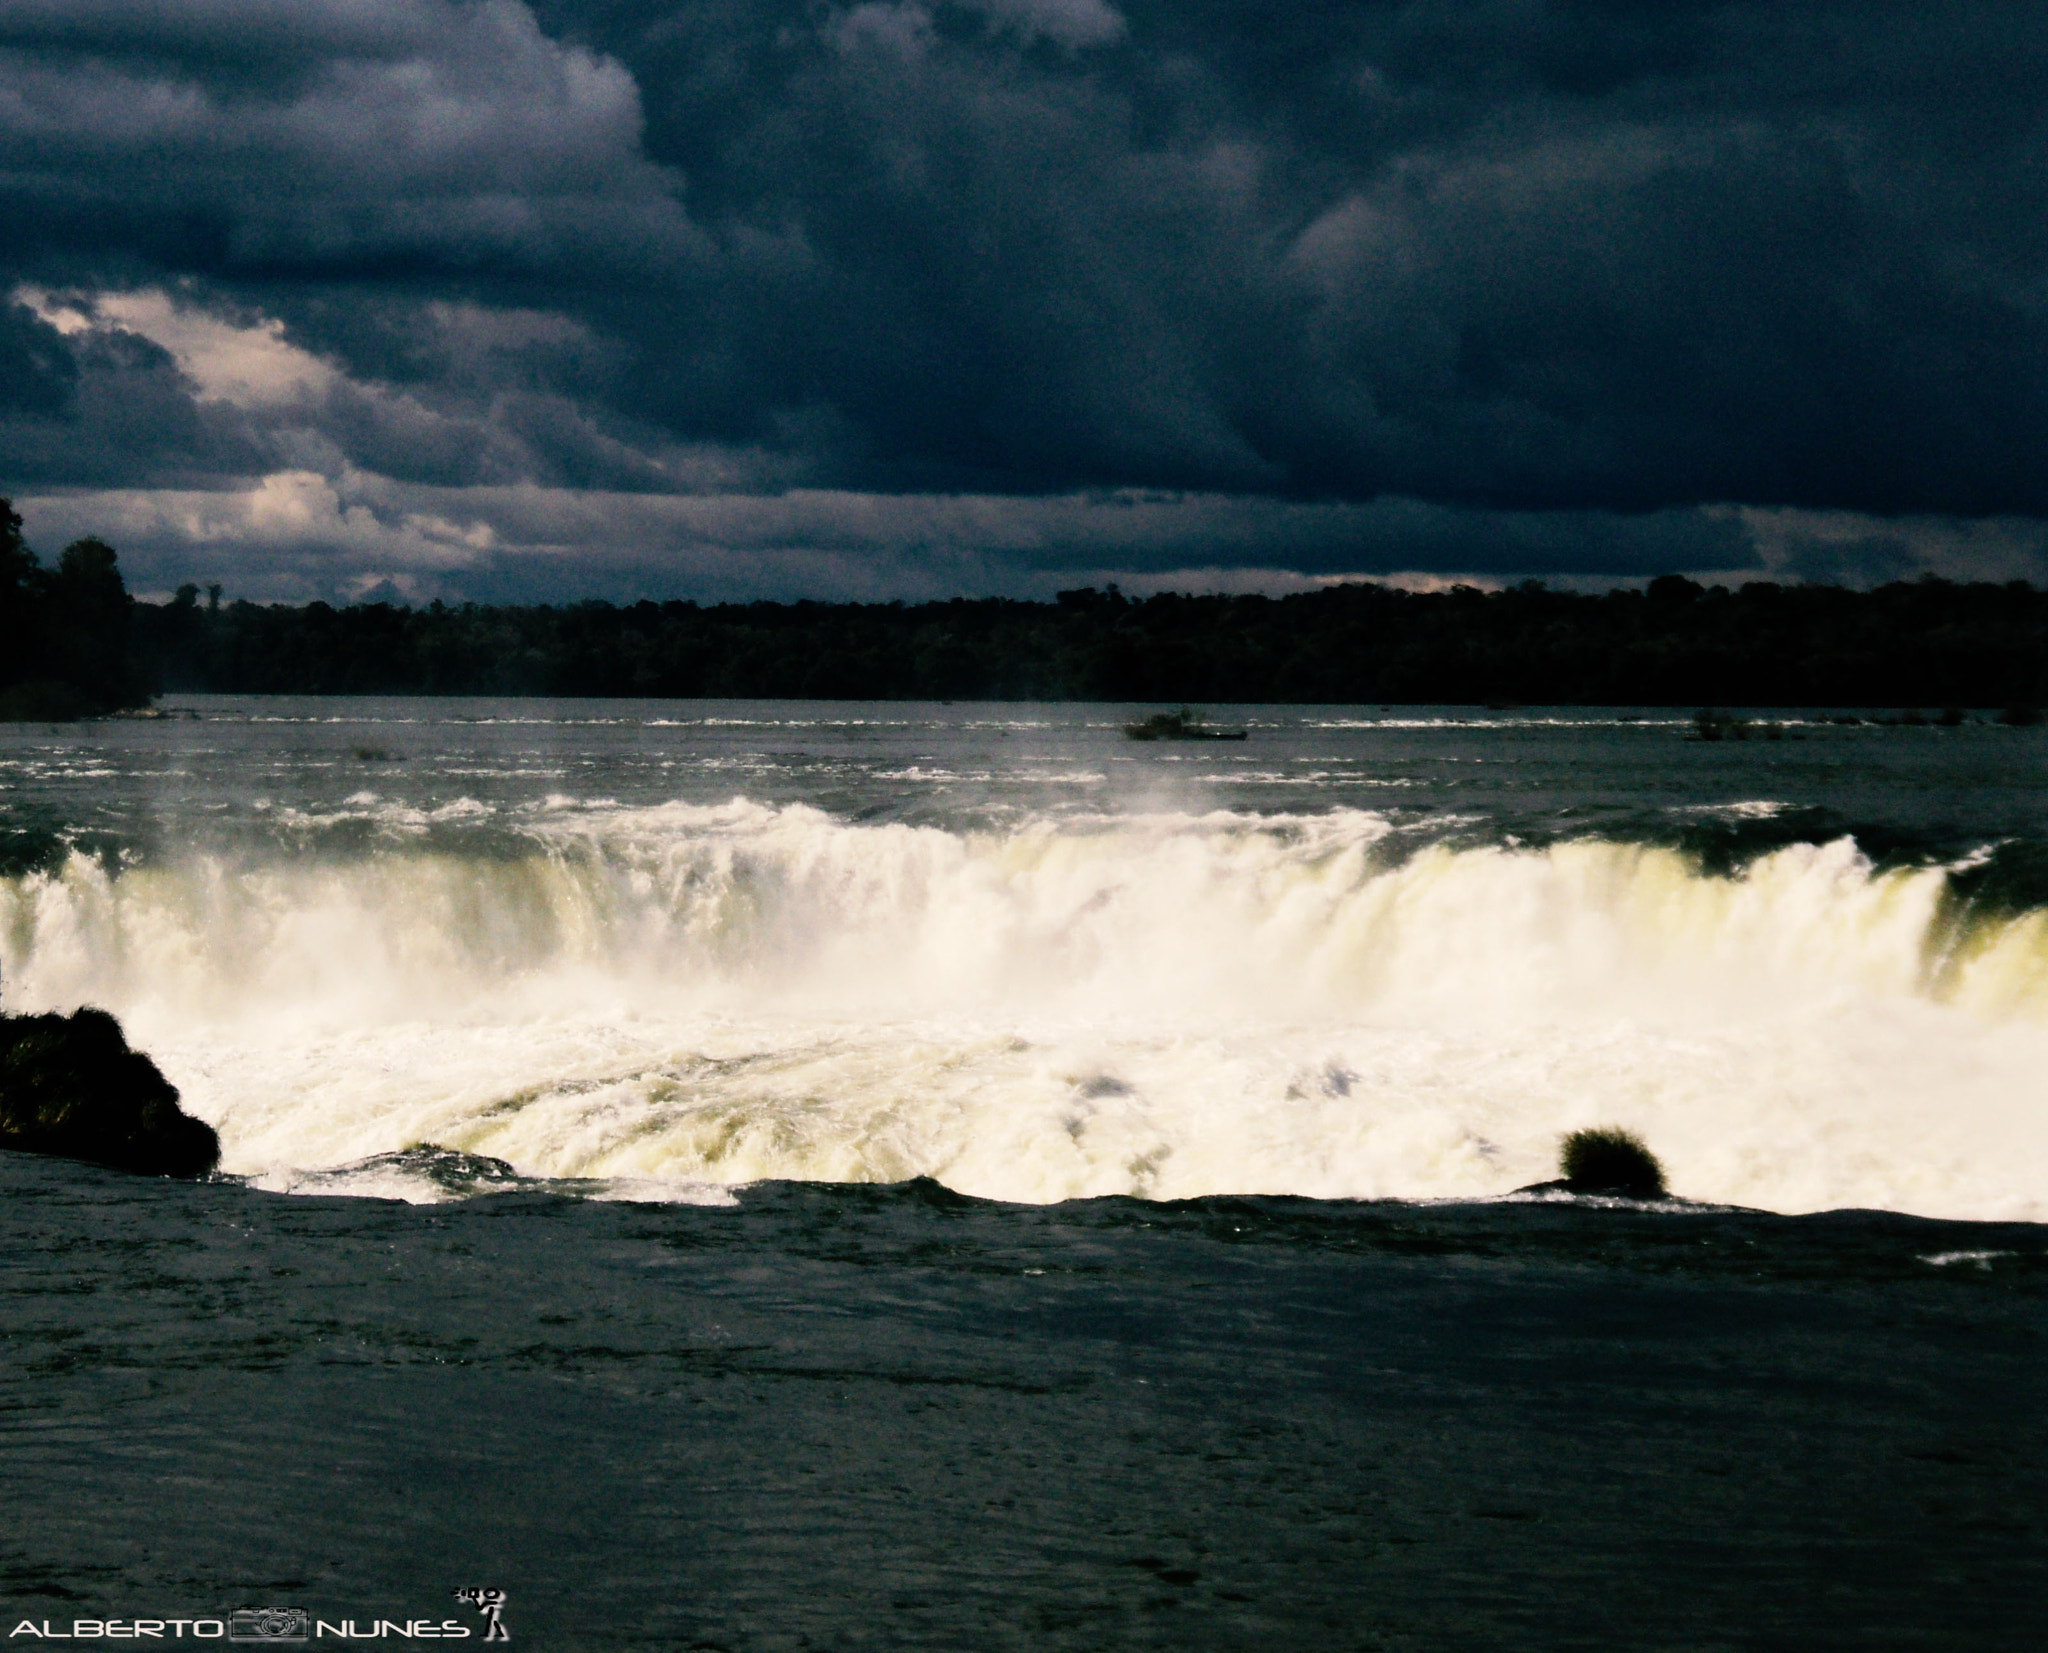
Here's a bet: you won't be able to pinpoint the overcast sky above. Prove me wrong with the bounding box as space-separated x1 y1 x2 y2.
4 0 2046 602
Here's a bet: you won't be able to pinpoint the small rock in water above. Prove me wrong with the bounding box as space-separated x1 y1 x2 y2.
0 1006 220 1178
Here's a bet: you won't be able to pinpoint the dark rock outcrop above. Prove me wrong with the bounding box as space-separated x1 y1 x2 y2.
0 1007 219 1177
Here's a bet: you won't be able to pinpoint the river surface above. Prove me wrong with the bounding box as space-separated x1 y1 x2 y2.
3 697 2046 1218
3 699 2044 1649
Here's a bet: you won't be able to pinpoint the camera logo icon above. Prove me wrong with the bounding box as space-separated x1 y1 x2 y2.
228 1609 309 1642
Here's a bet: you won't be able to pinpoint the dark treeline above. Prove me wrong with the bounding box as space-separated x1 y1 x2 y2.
7 495 2048 709
0 499 151 718
131 573 2048 709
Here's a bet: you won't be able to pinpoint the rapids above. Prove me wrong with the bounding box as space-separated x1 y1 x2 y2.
3 790 2043 1219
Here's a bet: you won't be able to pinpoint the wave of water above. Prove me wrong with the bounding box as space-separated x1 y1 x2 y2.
3 798 2044 1219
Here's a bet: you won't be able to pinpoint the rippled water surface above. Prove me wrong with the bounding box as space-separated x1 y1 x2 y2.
4 697 2046 1218
7 698 2048 1648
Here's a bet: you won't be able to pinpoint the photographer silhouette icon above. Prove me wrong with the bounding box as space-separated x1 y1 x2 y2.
452 1588 509 1642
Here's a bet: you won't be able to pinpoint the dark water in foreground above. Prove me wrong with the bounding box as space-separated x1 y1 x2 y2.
4 1154 2043 1651
5 699 2047 1646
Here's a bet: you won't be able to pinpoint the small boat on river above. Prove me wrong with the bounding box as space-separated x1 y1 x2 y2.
1123 707 1248 741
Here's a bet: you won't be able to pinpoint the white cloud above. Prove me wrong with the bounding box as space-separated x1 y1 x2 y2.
58 470 497 570
18 285 338 409
6 281 801 494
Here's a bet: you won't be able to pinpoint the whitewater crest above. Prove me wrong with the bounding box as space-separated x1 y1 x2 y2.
2 799 2045 1221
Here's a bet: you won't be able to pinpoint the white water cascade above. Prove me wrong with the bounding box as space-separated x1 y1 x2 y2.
4 798 2044 1218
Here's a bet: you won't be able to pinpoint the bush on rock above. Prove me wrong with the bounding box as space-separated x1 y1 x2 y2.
1558 1126 1666 1197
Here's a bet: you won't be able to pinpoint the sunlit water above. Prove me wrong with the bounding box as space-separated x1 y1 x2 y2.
4 697 2045 1219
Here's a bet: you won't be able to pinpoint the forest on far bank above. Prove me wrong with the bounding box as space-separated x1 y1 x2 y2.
130 571 2048 711
0 499 150 718
6 498 2048 711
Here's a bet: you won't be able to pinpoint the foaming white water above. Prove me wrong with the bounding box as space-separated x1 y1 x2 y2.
3 799 2044 1219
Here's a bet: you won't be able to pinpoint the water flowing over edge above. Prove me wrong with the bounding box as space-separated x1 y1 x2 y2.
4 799 2045 1221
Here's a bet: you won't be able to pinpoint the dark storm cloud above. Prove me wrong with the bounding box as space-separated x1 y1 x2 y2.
3 0 2047 592
0 0 699 280
0 300 76 416
513 0 2048 511
0 298 272 485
